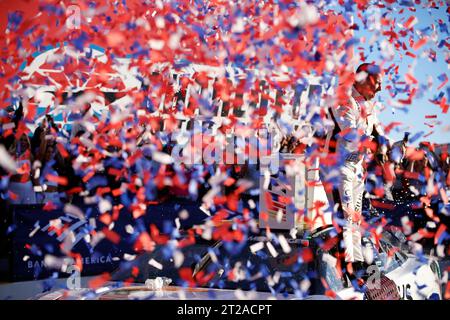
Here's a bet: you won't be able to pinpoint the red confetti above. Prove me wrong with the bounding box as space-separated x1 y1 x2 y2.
102 227 121 244
434 224 446 245
404 16 417 29
412 37 428 51
45 174 68 186
88 273 111 289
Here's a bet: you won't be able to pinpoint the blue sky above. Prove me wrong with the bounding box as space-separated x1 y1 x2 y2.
352 3 449 146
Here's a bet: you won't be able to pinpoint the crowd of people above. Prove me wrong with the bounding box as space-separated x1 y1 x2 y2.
391 141 449 203
0 100 205 211
0 106 72 206
0 102 122 208
0 73 447 215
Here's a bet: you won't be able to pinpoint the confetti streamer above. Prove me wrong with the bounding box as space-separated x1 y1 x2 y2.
0 0 447 301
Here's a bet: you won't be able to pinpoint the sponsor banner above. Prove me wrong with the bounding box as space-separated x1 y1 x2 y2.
9 199 208 281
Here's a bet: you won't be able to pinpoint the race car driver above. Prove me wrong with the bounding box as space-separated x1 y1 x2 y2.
328 63 392 282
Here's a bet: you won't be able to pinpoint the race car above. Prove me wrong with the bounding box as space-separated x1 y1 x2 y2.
34 222 443 300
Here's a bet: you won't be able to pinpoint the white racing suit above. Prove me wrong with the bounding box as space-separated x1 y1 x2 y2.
326 87 389 263
339 159 365 262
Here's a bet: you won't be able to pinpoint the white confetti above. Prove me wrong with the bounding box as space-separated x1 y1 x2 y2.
436 245 445 258
355 71 368 82
149 39 165 51
29 225 40 238
2 122 15 131
64 204 86 221
362 244 374 265
44 255 72 270
208 249 218 264
168 32 181 50
199 205 211 216
266 241 278 258
287 3 319 27
33 185 46 192
79 136 97 150
231 17 245 33
250 242 264 254
125 224 134 234
201 226 212 240
289 228 298 239
155 16 165 29
273 271 281 284
300 279 311 292
278 235 291 254
426 221 437 229
148 258 163 270
173 250 184 268
152 151 173 164
33 167 41 180
90 232 106 248
99 198 112 214
276 209 283 223
179 209 189 220
124 253 136 261
95 287 109 295
0 145 17 173
401 216 412 235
